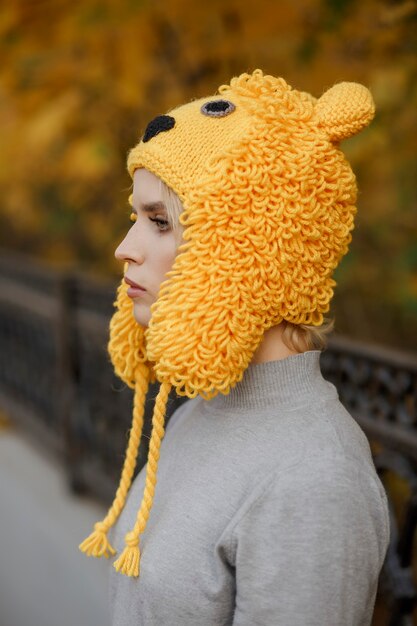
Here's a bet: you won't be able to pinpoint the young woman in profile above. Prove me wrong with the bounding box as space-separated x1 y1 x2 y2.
80 70 389 626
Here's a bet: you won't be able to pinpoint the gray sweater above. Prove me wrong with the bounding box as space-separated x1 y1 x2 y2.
109 350 389 626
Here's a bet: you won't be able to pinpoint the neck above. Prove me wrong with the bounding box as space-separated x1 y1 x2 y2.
251 323 304 364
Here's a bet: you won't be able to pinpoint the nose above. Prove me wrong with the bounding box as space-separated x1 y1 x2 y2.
114 228 145 265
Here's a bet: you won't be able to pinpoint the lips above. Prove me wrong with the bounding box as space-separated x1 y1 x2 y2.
124 276 147 298
125 276 145 290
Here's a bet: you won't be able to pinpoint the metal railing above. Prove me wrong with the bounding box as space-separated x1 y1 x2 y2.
1 249 416 625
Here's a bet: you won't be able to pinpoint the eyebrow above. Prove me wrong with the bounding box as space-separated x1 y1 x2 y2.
132 201 167 214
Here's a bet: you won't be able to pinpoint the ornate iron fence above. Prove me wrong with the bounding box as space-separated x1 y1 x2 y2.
0 249 416 625
320 338 417 626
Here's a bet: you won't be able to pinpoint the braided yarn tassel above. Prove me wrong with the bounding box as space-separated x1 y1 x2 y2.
113 381 171 577
79 367 150 559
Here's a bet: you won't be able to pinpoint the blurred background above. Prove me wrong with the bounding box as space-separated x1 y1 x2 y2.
0 0 416 347
0 1 416 625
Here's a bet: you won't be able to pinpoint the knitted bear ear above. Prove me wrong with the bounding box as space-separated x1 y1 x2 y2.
314 82 375 142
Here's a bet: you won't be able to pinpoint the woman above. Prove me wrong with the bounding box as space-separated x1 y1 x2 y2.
80 70 389 625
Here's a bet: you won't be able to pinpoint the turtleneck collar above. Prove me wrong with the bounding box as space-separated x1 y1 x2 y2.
204 350 336 413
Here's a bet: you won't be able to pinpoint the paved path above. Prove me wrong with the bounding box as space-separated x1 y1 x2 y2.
0 422 111 626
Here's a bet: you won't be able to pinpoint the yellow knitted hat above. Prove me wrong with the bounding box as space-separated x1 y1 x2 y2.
80 70 375 576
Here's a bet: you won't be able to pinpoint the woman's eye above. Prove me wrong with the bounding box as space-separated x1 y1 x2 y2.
149 216 170 232
129 211 137 223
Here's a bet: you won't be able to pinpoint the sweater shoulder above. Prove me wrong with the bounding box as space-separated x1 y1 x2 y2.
224 437 389 554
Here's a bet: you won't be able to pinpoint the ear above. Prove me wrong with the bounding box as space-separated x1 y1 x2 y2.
314 82 375 142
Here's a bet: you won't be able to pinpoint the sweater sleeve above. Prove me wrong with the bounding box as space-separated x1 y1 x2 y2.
230 457 389 626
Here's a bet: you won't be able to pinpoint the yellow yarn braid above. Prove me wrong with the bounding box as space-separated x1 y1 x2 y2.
79 368 150 558
113 381 171 577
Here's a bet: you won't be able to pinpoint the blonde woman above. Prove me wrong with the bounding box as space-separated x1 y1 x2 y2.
81 70 389 626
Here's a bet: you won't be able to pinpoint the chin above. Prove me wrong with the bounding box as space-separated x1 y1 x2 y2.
132 303 151 327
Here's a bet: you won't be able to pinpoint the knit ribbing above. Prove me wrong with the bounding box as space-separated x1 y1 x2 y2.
205 350 337 413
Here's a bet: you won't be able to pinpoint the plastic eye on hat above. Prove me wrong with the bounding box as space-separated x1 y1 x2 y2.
201 99 236 117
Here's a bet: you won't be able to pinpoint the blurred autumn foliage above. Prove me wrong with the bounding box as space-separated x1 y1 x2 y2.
0 0 416 350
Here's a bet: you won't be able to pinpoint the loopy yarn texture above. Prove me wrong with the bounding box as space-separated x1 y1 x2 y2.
109 276 151 387
112 70 374 398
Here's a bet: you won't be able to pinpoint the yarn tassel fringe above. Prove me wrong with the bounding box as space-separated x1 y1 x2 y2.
79 522 116 559
113 539 141 577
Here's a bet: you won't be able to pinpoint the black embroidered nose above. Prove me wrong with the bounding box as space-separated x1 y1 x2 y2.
143 115 176 143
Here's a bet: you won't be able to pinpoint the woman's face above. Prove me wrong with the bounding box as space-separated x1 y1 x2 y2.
114 168 177 327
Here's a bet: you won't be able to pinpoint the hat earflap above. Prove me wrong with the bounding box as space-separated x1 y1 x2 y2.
108 274 150 389
80 272 172 576
314 82 375 142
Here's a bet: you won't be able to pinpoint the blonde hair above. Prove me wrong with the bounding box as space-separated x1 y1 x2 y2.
159 177 184 244
281 317 335 352
159 175 335 353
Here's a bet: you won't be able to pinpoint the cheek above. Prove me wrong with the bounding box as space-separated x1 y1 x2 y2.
160 240 177 274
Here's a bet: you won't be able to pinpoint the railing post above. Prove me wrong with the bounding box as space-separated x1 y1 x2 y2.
55 273 83 492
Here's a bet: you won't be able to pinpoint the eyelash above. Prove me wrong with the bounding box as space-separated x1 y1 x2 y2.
150 217 170 232
129 212 170 232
